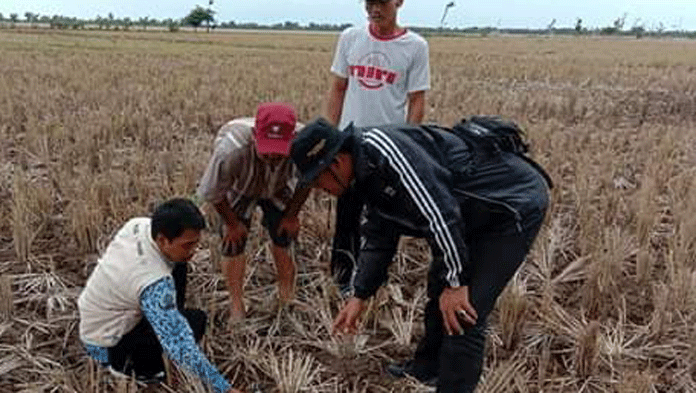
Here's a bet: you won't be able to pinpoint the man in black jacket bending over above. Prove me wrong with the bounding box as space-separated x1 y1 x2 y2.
290 118 550 393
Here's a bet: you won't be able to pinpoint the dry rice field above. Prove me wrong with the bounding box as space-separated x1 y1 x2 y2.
1 28 696 392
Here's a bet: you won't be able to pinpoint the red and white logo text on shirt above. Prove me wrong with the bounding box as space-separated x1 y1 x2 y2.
350 52 399 90
349 65 399 89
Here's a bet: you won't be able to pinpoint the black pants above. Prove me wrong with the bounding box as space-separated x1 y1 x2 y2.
413 210 546 393
331 184 362 288
108 262 207 378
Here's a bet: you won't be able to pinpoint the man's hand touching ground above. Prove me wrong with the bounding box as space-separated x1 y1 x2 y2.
332 297 367 336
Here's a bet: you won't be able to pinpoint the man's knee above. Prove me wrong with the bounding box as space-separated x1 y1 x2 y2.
221 237 247 257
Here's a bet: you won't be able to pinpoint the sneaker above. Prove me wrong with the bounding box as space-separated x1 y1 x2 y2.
137 370 166 384
107 366 166 385
386 360 438 386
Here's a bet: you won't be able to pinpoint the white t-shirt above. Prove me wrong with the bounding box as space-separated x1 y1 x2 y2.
331 24 430 130
78 218 173 347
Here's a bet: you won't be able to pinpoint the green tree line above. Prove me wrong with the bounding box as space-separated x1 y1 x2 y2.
0 9 694 39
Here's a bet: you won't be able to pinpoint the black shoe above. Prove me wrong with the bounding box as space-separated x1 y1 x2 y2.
386 360 437 386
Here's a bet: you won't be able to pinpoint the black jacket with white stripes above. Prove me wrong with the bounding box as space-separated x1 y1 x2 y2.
345 123 549 299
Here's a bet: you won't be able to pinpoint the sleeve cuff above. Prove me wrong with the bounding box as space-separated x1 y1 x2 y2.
330 68 348 79
408 86 430 93
353 287 373 300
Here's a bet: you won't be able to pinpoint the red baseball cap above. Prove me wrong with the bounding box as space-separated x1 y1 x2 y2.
254 103 297 156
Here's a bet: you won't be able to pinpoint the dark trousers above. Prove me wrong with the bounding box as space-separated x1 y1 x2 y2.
414 210 546 393
108 262 207 378
331 184 362 288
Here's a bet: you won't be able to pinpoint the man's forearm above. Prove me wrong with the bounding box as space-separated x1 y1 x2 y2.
140 278 232 393
325 91 344 126
407 91 426 124
213 200 239 228
282 186 311 219
325 77 348 126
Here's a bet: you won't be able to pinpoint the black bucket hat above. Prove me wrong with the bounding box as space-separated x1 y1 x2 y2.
290 118 351 188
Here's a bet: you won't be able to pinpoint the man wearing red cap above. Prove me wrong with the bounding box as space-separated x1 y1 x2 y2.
197 103 303 321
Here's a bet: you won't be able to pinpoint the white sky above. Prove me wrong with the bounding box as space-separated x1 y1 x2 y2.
1 0 695 30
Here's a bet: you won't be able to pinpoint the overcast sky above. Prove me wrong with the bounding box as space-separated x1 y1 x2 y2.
1 1 695 30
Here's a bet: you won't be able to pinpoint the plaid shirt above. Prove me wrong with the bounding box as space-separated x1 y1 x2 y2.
196 118 300 212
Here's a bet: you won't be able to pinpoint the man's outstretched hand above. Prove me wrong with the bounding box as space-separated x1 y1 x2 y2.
332 297 366 336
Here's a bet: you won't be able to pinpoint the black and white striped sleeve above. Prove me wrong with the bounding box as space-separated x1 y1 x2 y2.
363 128 469 287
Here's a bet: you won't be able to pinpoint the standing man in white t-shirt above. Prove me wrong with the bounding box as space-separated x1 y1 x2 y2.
326 0 430 130
323 0 430 300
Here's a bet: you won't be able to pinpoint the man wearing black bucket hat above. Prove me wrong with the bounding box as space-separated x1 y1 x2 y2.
290 118 550 393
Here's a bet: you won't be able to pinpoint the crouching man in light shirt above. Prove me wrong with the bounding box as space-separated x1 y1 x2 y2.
78 198 241 393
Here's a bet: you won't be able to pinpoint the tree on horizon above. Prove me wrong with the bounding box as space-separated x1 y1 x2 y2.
138 16 150 30
184 5 214 32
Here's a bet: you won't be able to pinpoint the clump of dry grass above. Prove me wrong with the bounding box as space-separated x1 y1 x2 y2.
476 351 530 393
0 275 12 320
496 274 529 351
1 28 696 392
581 227 632 319
617 371 655 393
10 172 52 267
382 284 423 347
266 349 321 393
574 320 600 379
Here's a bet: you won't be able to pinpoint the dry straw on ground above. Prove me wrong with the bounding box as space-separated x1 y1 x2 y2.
1 29 695 392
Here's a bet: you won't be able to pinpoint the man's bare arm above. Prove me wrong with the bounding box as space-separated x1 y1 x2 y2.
283 186 311 219
275 186 311 239
325 75 349 126
213 200 240 228
407 90 426 124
